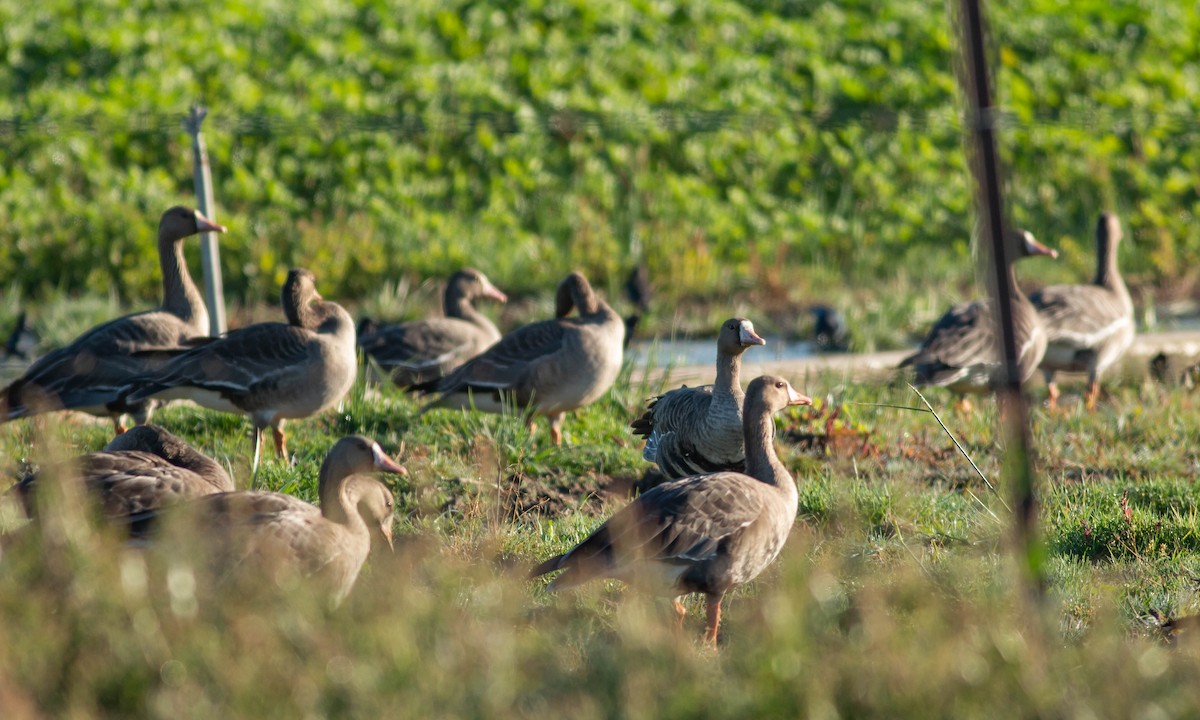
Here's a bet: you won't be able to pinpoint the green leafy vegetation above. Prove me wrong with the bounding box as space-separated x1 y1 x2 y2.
2 0 1198 341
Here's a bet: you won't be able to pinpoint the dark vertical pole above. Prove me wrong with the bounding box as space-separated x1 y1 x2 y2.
957 0 1045 598
184 104 227 336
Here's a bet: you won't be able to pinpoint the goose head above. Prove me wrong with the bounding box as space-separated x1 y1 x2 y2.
450 268 508 304
1012 228 1057 260
159 206 225 244
746 375 813 414
718 317 766 355
318 435 406 507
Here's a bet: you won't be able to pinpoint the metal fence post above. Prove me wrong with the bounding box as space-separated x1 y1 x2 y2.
957 0 1045 600
184 105 227 336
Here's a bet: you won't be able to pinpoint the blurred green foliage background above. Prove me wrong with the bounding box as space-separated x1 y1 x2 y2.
0 0 1196 308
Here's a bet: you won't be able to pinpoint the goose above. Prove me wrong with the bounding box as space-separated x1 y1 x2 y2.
1030 213 1134 410
810 305 850 352
11 424 233 534
630 318 766 479
532 375 811 644
121 268 357 472
358 268 507 387
167 435 404 605
418 271 625 445
1 207 224 433
897 228 1058 409
622 264 652 349
2 311 37 362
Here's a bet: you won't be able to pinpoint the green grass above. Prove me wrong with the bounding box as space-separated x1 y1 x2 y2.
6 357 1200 715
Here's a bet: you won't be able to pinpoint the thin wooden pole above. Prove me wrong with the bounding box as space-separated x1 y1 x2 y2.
184 104 227 336
956 0 1045 598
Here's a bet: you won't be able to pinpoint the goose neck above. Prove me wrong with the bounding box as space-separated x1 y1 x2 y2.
742 402 790 488
159 235 208 328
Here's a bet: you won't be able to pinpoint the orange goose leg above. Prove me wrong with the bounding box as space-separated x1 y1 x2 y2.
549 413 565 446
1084 381 1100 411
273 426 287 459
704 594 723 646
673 597 688 633
112 418 128 435
1046 382 1061 411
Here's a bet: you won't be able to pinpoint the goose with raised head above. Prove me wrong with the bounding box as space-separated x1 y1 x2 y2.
419 271 624 445
168 436 404 605
11 424 233 532
631 318 766 479
121 268 357 472
1 207 224 433
897 228 1058 409
1031 213 1134 410
358 268 507 387
532 375 812 645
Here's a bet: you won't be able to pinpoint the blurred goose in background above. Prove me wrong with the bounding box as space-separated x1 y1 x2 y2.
1 207 224 433
622 264 652 349
358 268 507 387
163 435 404 605
532 375 812 645
2 311 38 362
418 271 624 445
121 268 357 473
897 228 1058 410
810 304 850 352
630 318 765 479
10 424 232 534
1030 213 1134 410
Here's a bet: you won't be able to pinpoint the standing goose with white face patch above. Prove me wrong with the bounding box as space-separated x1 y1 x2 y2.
1030 213 1134 410
532 375 812 645
897 228 1058 409
418 271 624 445
120 268 357 473
1 206 224 433
631 318 767 479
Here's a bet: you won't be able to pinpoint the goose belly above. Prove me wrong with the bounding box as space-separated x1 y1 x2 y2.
154 387 244 414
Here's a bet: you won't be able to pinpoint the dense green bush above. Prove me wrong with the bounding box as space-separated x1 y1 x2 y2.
1 0 1197 306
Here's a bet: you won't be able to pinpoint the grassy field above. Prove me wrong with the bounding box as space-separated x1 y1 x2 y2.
3 356 1200 716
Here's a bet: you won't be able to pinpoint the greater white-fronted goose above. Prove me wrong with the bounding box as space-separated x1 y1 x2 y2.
171 435 404 605
630 318 766 479
358 268 507 387
532 375 811 644
419 271 625 445
897 228 1058 408
1 207 224 432
121 268 357 472
11 424 232 533
1030 213 1134 410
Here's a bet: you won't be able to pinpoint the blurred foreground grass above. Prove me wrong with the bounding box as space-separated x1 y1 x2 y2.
3 356 1200 716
